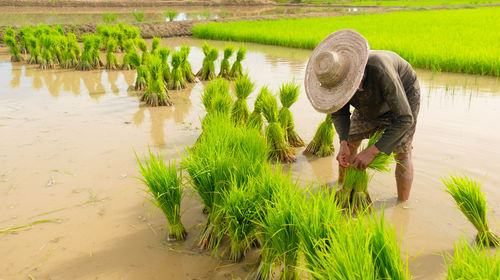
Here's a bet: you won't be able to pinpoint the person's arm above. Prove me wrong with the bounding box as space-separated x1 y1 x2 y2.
331 102 351 143
374 66 414 155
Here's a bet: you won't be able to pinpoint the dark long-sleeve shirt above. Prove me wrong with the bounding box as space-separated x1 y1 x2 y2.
331 50 417 154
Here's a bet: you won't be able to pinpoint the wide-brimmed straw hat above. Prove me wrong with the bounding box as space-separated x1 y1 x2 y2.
304 29 369 114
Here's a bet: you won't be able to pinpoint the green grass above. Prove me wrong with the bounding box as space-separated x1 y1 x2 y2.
276 0 499 6
193 7 500 76
445 238 500 279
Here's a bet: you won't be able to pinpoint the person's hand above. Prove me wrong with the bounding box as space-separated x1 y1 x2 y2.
352 145 380 170
336 141 351 168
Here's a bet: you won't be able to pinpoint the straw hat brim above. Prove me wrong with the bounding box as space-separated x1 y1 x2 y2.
305 29 369 114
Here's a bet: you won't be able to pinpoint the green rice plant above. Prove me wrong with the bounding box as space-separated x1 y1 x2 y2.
141 56 172 106
150 37 161 56
193 7 500 77
137 39 149 65
255 183 302 280
444 238 500 279
169 51 187 90
443 174 500 246
121 39 141 70
229 47 246 79
180 45 196 83
261 93 295 163
101 13 117 23
91 35 104 68
165 9 178 22
198 43 218 81
247 86 269 133
51 35 64 65
218 45 234 79
61 33 79 69
18 26 33 54
304 114 335 157
132 9 145 23
40 36 56 69
135 65 149 91
231 74 254 126
105 39 119 70
158 47 171 85
136 150 186 240
296 185 342 278
4 26 15 38
76 35 93 71
199 79 232 139
3 35 23 62
278 80 304 147
27 36 40 64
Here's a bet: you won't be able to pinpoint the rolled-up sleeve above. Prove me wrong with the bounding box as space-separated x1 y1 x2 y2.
374 67 414 154
331 103 351 142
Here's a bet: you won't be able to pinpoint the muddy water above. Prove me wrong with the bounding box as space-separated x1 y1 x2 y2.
0 6 372 26
1 37 500 279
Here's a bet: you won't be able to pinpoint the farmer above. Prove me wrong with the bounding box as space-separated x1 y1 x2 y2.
304 29 420 201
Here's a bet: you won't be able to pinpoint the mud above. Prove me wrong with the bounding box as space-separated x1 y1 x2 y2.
1 37 500 279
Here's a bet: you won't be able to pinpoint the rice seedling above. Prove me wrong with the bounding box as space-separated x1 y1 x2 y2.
40 36 56 69
278 80 304 147
141 56 172 106
444 238 500 279
247 86 270 133
101 13 117 23
150 37 161 56
60 33 79 69
165 9 178 22
91 35 104 68
132 9 145 23
231 74 254 126
3 35 23 62
229 47 246 79
135 65 149 91
76 35 94 71
304 114 335 157
180 45 196 83
105 39 119 70
218 45 234 79
136 150 186 240
18 26 33 55
443 174 500 246
261 93 295 163
198 43 219 81
137 39 149 65
158 47 171 85
122 39 141 70
169 51 187 90
193 7 500 76
27 36 40 64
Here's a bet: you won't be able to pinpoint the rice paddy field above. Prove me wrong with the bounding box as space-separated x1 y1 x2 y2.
1 35 500 279
281 0 499 6
193 6 500 76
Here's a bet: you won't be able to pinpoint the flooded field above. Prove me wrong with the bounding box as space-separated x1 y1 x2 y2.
0 5 374 26
1 37 500 279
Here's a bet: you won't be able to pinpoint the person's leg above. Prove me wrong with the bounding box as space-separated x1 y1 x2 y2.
338 140 361 184
395 150 413 201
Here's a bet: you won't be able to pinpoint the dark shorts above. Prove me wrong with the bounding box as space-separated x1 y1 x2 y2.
348 80 421 154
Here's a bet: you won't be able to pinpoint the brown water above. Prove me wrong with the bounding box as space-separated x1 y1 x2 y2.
0 5 374 26
1 37 500 279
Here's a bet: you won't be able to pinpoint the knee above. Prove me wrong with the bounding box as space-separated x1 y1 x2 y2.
395 152 412 167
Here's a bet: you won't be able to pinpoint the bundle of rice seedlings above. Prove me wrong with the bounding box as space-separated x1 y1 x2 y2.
169 51 187 90
76 35 93 71
261 93 295 163
278 81 304 147
231 74 254 126
105 39 119 70
221 178 260 262
443 174 500 246
158 47 171 85
61 33 79 69
229 47 246 79
121 39 141 70
136 150 186 240
141 56 172 106
40 36 56 69
218 45 234 78
196 42 210 76
18 26 33 55
27 36 40 64
134 65 149 91
247 86 269 133
3 35 23 62
296 185 342 277
444 238 500 279
255 184 302 280
304 114 335 157
51 36 63 65
137 39 149 65
165 9 178 21
150 37 161 56
180 45 196 83
91 36 104 68
198 43 218 80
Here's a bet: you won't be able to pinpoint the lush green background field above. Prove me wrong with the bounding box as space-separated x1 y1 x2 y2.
193 7 500 76
275 0 499 6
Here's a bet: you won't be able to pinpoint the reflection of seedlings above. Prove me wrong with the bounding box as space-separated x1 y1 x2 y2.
444 174 500 246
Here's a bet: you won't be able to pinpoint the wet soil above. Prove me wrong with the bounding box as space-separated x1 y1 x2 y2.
1 37 500 279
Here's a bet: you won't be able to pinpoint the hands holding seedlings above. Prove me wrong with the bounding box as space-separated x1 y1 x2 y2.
337 140 380 170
